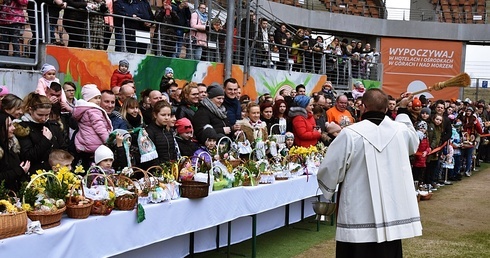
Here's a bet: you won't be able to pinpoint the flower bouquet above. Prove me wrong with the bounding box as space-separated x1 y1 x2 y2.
287 146 319 177
21 169 79 228
0 182 28 239
155 163 180 201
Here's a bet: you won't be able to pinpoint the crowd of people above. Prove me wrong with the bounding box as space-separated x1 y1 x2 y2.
1 0 380 80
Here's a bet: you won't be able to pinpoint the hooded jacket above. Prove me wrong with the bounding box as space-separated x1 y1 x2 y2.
72 100 113 153
289 107 321 147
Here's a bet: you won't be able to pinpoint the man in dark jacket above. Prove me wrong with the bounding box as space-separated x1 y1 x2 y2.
222 78 241 129
113 0 154 53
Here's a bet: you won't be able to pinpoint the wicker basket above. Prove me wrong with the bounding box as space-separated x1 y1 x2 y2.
85 173 115 216
112 175 138 211
27 206 66 229
66 180 93 219
24 172 66 229
179 165 210 198
130 166 160 197
0 210 28 239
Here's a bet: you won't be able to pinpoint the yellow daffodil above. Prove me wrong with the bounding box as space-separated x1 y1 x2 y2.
0 200 18 213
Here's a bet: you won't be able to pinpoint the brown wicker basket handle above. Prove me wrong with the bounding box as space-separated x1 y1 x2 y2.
66 177 85 206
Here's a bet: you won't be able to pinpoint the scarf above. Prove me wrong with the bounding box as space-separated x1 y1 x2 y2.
248 118 264 141
201 97 227 120
196 9 208 24
133 127 158 163
107 129 132 169
126 113 143 128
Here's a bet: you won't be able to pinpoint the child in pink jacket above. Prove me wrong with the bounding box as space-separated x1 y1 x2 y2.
35 63 70 111
72 84 113 169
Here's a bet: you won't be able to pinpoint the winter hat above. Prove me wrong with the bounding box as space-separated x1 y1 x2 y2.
41 63 56 75
94 145 114 164
284 132 294 140
417 120 428 131
207 83 225 99
175 118 193 134
354 81 364 88
326 122 342 134
466 106 474 112
202 127 219 142
294 95 310 108
165 67 174 75
421 107 431 115
82 84 101 101
0 85 9 97
119 59 129 67
412 98 422 108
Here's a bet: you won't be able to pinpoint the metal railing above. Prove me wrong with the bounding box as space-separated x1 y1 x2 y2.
0 1 383 89
0 0 40 67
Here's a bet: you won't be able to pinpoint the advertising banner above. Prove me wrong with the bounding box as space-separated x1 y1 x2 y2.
381 38 463 100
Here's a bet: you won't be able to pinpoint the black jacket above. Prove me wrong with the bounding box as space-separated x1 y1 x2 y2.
0 139 28 192
15 119 68 173
175 136 199 158
192 105 231 144
143 123 177 167
175 101 198 121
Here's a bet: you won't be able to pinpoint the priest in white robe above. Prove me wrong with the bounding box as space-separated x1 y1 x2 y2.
317 89 422 258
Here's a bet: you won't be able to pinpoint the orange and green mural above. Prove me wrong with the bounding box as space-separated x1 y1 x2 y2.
46 46 329 100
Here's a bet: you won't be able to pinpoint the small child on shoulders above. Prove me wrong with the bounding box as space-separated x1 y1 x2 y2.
110 60 133 89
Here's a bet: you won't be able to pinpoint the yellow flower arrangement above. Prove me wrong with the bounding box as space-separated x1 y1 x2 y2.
289 146 318 158
0 199 18 213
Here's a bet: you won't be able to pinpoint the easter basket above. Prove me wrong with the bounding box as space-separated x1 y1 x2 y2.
0 192 28 239
65 179 93 219
84 172 115 216
24 172 66 229
112 175 138 211
179 156 210 199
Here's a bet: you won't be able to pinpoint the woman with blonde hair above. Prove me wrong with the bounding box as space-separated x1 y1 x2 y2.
176 82 200 120
120 97 143 129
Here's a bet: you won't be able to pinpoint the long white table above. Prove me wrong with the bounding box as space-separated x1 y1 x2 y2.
0 175 320 257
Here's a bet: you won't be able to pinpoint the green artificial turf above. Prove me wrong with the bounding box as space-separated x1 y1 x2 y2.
194 217 336 258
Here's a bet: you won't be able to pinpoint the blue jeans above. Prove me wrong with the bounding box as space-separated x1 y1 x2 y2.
187 46 203 60
173 29 184 58
462 147 474 172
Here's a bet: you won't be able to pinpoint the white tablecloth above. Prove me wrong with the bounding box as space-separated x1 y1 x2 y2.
0 175 319 258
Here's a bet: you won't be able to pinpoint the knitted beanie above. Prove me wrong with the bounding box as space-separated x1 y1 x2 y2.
82 84 101 102
94 145 114 164
0 85 9 97
326 122 342 134
420 107 431 115
119 59 129 67
207 84 225 99
175 118 193 134
41 63 56 75
294 95 310 108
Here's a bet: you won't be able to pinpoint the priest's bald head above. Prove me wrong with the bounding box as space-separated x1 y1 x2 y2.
362 88 388 113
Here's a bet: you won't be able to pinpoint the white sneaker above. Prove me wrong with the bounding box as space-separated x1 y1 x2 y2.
465 171 472 177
